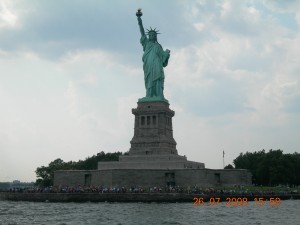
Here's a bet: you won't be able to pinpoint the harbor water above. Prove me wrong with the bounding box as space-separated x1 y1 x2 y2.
0 200 299 225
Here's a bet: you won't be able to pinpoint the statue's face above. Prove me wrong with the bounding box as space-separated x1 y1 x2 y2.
148 32 157 42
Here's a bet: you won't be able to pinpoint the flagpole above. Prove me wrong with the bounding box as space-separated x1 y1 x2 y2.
223 150 225 169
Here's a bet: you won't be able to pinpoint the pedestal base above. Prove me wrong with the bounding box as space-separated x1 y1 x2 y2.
97 156 205 170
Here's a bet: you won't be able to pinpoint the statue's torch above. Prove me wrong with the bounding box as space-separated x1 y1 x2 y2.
136 8 143 17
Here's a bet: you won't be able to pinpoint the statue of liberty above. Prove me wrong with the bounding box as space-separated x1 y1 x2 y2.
136 9 170 102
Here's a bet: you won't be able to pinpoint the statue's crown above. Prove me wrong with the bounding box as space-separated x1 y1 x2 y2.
146 27 160 35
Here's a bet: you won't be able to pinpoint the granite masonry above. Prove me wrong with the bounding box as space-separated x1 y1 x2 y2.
54 101 252 188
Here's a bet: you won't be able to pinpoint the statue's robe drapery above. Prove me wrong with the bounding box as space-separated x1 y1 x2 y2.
140 35 170 99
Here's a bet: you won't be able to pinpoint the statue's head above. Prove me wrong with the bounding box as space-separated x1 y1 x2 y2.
146 27 160 42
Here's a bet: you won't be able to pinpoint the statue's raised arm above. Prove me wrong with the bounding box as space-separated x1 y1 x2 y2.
136 9 145 37
136 9 170 103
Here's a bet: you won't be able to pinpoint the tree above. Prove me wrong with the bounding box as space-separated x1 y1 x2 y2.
233 149 300 186
35 151 125 187
224 164 234 169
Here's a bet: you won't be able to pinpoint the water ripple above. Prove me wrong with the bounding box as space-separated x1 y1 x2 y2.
0 200 299 225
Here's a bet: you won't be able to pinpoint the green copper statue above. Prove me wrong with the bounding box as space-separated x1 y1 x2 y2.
136 9 170 102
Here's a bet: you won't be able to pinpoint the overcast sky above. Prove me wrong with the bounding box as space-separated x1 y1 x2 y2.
1 0 299 182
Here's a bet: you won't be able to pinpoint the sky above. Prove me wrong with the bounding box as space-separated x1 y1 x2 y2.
0 0 299 182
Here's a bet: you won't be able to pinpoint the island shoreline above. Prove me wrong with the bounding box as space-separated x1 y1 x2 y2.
0 192 299 203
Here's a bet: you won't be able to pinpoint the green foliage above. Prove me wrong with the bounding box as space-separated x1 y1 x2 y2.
224 164 234 169
233 149 300 186
35 151 125 187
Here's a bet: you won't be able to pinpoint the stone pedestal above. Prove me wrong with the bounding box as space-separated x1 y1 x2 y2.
98 101 205 170
129 101 177 155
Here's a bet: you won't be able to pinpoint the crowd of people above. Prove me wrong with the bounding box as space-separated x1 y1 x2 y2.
2 185 297 195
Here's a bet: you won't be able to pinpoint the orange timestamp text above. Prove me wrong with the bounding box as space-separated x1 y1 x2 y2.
193 197 281 206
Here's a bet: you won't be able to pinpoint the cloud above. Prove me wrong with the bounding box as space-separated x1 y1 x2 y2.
0 0 19 29
165 0 300 119
1 0 300 180
262 0 300 13
0 0 194 61
0 48 143 180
